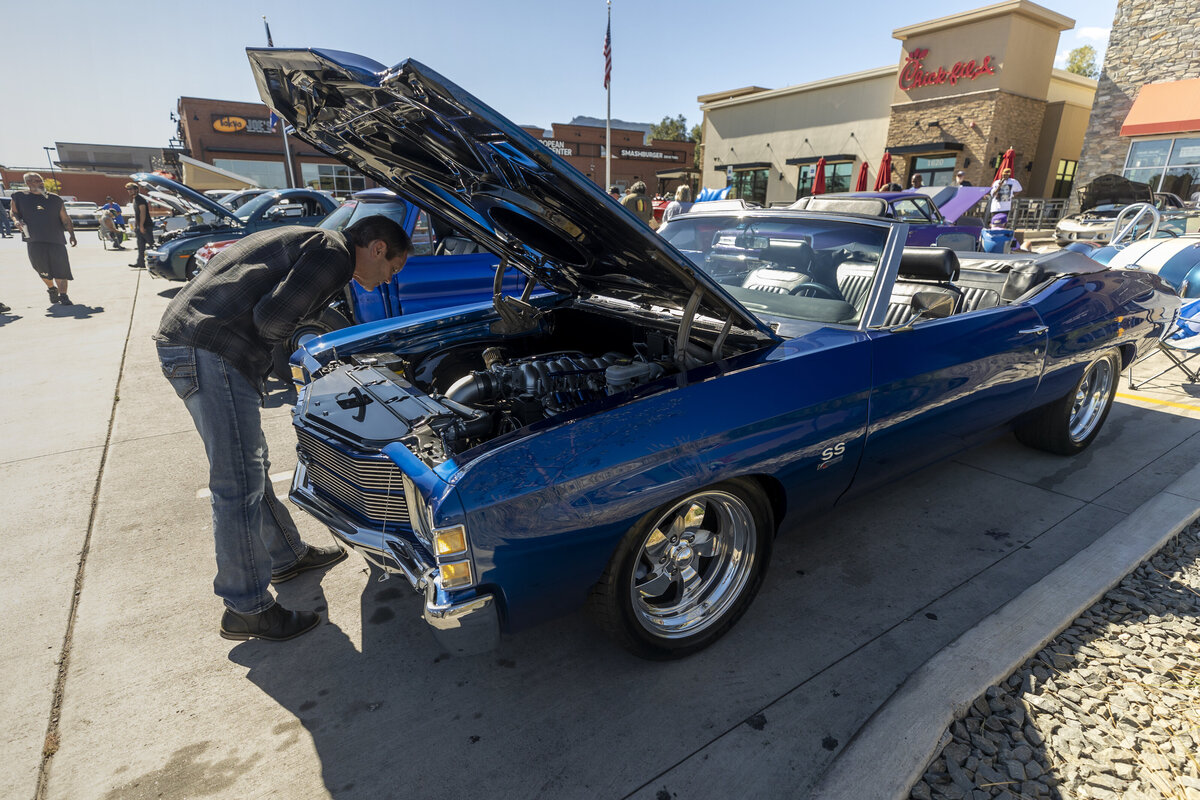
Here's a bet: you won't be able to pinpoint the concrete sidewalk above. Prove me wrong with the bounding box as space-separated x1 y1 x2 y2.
6 233 1200 800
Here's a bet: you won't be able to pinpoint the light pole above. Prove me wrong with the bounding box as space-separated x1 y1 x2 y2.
42 146 59 191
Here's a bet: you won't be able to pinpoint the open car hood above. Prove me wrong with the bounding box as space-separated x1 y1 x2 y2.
915 186 992 223
1077 174 1153 213
131 173 239 224
246 48 773 337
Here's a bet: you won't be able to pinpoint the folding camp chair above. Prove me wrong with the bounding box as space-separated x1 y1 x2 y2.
1128 298 1200 389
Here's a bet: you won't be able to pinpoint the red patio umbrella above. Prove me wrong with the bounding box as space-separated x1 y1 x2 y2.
873 151 893 191
812 157 827 195
993 147 1015 184
854 160 870 192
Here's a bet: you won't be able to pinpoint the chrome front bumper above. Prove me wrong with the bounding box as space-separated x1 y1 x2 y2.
290 462 500 655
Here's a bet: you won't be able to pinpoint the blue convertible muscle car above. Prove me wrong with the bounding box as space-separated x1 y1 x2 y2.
248 48 1179 659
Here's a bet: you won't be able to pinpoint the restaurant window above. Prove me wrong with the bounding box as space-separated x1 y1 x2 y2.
729 168 768 205
910 155 958 187
1052 159 1077 199
796 161 854 198
211 158 286 189
301 163 367 196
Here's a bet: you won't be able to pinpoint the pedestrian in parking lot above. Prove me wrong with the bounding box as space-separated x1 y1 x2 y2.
988 167 1023 227
9 172 77 305
155 217 413 642
608 186 621 201
910 173 924 190
621 180 654 226
100 195 125 228
98 208 124 249
127 182 154 268
0 197 14 237
954 170 973 187
661 184 693 224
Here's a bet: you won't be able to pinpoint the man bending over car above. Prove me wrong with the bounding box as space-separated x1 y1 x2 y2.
155 217 411 642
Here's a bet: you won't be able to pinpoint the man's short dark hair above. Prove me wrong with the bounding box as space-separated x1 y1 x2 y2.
343 214 413 259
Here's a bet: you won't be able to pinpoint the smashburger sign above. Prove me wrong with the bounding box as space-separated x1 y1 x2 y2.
899 48 996 90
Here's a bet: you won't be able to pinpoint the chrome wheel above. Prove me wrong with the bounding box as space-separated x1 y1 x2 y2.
1069 358 1115 443
629 491 757 638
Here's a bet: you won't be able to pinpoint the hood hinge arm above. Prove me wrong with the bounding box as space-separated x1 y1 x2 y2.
675 286 704 370
491 256 542 334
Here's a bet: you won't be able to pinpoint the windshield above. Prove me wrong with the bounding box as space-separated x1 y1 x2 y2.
661 214 889 325
318 197 408 231
233 192 282 221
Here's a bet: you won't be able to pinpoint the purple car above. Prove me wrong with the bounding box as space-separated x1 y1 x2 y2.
792 187 991 250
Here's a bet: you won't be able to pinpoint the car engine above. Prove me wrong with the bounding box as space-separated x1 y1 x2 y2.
440 348 666 444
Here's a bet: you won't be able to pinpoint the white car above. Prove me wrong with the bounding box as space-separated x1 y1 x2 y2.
64 201 99 229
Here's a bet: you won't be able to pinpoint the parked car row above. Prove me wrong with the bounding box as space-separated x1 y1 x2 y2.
240 47 1179 659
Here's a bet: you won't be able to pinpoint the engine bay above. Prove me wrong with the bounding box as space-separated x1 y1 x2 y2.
303 305 757 464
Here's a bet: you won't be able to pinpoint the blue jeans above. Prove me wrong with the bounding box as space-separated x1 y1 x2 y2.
0 212 11 236
158 344 308 613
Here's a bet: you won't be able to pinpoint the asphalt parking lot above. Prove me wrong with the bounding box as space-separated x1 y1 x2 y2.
4 234 1200 800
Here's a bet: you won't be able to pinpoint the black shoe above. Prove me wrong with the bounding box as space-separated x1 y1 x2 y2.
47 287 60 303
220 604 320 641
271 544 348 585
128 263 144 268
0 302 10 313
57 294 72 306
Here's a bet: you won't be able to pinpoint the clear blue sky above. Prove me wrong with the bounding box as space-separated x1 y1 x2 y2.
1 0 1116 169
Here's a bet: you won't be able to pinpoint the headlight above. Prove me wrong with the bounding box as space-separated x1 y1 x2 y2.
434 525 467 557
438 560 473 589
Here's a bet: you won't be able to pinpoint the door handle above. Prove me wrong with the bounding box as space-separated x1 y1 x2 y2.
1019 325 1049 336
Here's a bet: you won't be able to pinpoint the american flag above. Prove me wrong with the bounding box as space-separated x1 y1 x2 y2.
603 18 611 89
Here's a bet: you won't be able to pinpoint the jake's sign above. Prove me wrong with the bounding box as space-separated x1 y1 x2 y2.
212 115 275 134
899 48 996 90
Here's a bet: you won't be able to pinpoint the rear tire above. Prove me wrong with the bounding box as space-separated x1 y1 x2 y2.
588 478 773 660
271 307 352 381
1016 349 1119 455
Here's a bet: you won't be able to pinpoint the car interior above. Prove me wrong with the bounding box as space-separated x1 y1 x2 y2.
718 240 1094 328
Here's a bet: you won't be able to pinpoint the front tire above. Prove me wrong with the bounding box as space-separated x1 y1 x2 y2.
1016 349 1119 455
271 307 352 381
588 479 773 660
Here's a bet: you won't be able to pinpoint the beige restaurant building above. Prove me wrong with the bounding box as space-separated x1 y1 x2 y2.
699 0 1096 206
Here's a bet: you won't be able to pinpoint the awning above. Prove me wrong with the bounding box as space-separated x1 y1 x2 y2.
785 153 855 165
178 155 259 191
655 167 700 179
1121 78 1200 137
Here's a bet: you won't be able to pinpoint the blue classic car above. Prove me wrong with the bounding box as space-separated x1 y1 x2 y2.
260 187 521 377
138 173 338 281
248 48 1178 658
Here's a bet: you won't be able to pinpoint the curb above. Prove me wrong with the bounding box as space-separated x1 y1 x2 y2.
810 459 1200 800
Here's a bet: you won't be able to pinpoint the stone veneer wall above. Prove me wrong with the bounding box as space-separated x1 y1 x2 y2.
886 91 1046 189
1072 0 1200 211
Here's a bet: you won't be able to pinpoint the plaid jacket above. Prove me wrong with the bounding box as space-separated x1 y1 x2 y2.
155 226 354 390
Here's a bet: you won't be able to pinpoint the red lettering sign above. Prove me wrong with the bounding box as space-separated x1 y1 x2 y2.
899 48 996 90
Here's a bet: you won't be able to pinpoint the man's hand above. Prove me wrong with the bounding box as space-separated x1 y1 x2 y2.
69 232 77 247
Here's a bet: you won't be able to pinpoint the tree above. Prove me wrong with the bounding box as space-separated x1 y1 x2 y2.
650 114 693 142
1066 45 1099 79
44 178 62 194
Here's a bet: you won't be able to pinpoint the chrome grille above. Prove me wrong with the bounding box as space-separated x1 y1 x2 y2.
296 429 409 524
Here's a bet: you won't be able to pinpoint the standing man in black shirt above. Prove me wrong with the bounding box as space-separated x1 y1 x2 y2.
156 216 412 642
126 182 154 269
9 172 77 305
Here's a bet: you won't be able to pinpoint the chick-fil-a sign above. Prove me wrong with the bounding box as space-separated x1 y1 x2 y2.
899 48 996 90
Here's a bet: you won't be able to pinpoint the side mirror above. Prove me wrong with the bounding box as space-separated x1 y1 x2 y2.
912 291 955 319
893 291 955 332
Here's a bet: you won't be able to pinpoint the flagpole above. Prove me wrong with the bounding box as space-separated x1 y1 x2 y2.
264 16 296 188
605 1 611 191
